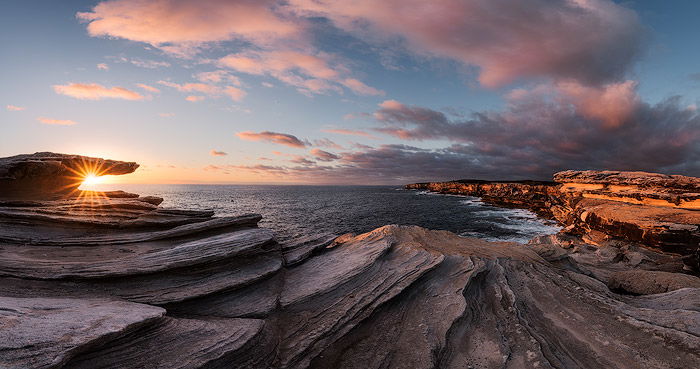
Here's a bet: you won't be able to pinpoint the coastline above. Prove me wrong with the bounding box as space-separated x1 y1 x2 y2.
1 153 699 368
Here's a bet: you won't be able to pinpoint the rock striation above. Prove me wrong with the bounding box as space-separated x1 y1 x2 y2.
2 153 699 369
0 152 139 199
407 170 700 271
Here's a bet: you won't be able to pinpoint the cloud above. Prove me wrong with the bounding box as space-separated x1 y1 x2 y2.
556 80 639 128
136 83 160 93
6 105 25 111
53 83 145 100
185 95 205 102
38 117 78 126
311 138 343 150
368 90 700 178
210 149 228 156
290 0 644 88
223 86 246 101
159 112 175 117
159 80 246 101
97 63 109 70
341 78 384 96
219 50 380 96
130 59 171 68
322 128 376 138
77 0 302 56
79 0 379 97
222 85 700 183
195 70 241 85
310 148 340 161
290 155 316 165
236 131 307 148
158 81 221 94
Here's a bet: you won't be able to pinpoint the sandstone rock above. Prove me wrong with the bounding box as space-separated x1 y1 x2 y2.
0 152 138 199
0 297 164 369
2 153 700 368
0 227 275 279
608 270 700 295
280 233 337 266
64 317 275 369
407 170 700 270
554 170 700 190
406 180 561 218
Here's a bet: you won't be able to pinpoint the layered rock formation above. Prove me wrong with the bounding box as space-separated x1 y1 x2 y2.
2 153 699 369
0 152 139 199
407 171 700 270
405 180 560 218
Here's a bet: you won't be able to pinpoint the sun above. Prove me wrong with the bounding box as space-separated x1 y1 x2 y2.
82 173 104 186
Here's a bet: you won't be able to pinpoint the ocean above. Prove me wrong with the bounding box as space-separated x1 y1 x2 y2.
94 184 561 244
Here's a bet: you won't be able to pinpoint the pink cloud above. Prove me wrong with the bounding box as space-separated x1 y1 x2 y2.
185 95 205 102
158 81 220 94
290 0 643 88
77 0 301 56
195 70 241 85
53 83 145 100
219 50 379 96
159 80 245 101
341 78 384 96
556 80 639 128
210 149 228 156
236 131 307 148
97 63 109 70
223 86 246 101
6 105 25 111
37 117 77 126
136 83 160 93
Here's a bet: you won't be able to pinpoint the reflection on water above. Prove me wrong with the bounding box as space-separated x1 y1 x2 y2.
93 184 560 243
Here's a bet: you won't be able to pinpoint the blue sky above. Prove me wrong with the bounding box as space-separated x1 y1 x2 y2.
1 0 698 184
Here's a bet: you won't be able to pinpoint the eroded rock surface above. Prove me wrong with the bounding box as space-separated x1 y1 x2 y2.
0 152 138 199
1 153 699 368
407 170 700 270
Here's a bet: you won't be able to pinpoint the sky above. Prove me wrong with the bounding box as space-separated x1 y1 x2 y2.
1 0 699 184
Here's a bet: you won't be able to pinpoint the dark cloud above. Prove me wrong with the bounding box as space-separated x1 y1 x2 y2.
369 93 700 179
310 148 340 161
209 149 228 156
236 131 307 148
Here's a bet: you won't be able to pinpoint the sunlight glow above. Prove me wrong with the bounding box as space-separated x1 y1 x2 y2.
82 173 103 186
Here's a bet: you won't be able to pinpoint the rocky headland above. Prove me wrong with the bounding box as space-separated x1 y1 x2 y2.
1 153 699 369
406 171 700 271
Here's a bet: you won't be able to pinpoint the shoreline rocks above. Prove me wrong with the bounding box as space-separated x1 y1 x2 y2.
406 170 700 271
1 153 699 368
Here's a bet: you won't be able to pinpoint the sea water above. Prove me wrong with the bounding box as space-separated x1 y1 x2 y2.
94 184 561 244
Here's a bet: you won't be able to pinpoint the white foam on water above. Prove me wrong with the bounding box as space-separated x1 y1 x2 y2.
455 195 561 244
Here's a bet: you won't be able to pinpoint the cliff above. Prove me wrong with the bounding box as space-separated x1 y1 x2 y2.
405 179 560 218
406 171 700 270
1 153 699 369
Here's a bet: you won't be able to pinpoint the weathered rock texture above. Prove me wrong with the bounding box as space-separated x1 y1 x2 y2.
0 152 138 199
407 170 700 270
2 154 699 369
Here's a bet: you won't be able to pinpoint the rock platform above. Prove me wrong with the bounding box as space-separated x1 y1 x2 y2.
1 153 699 369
